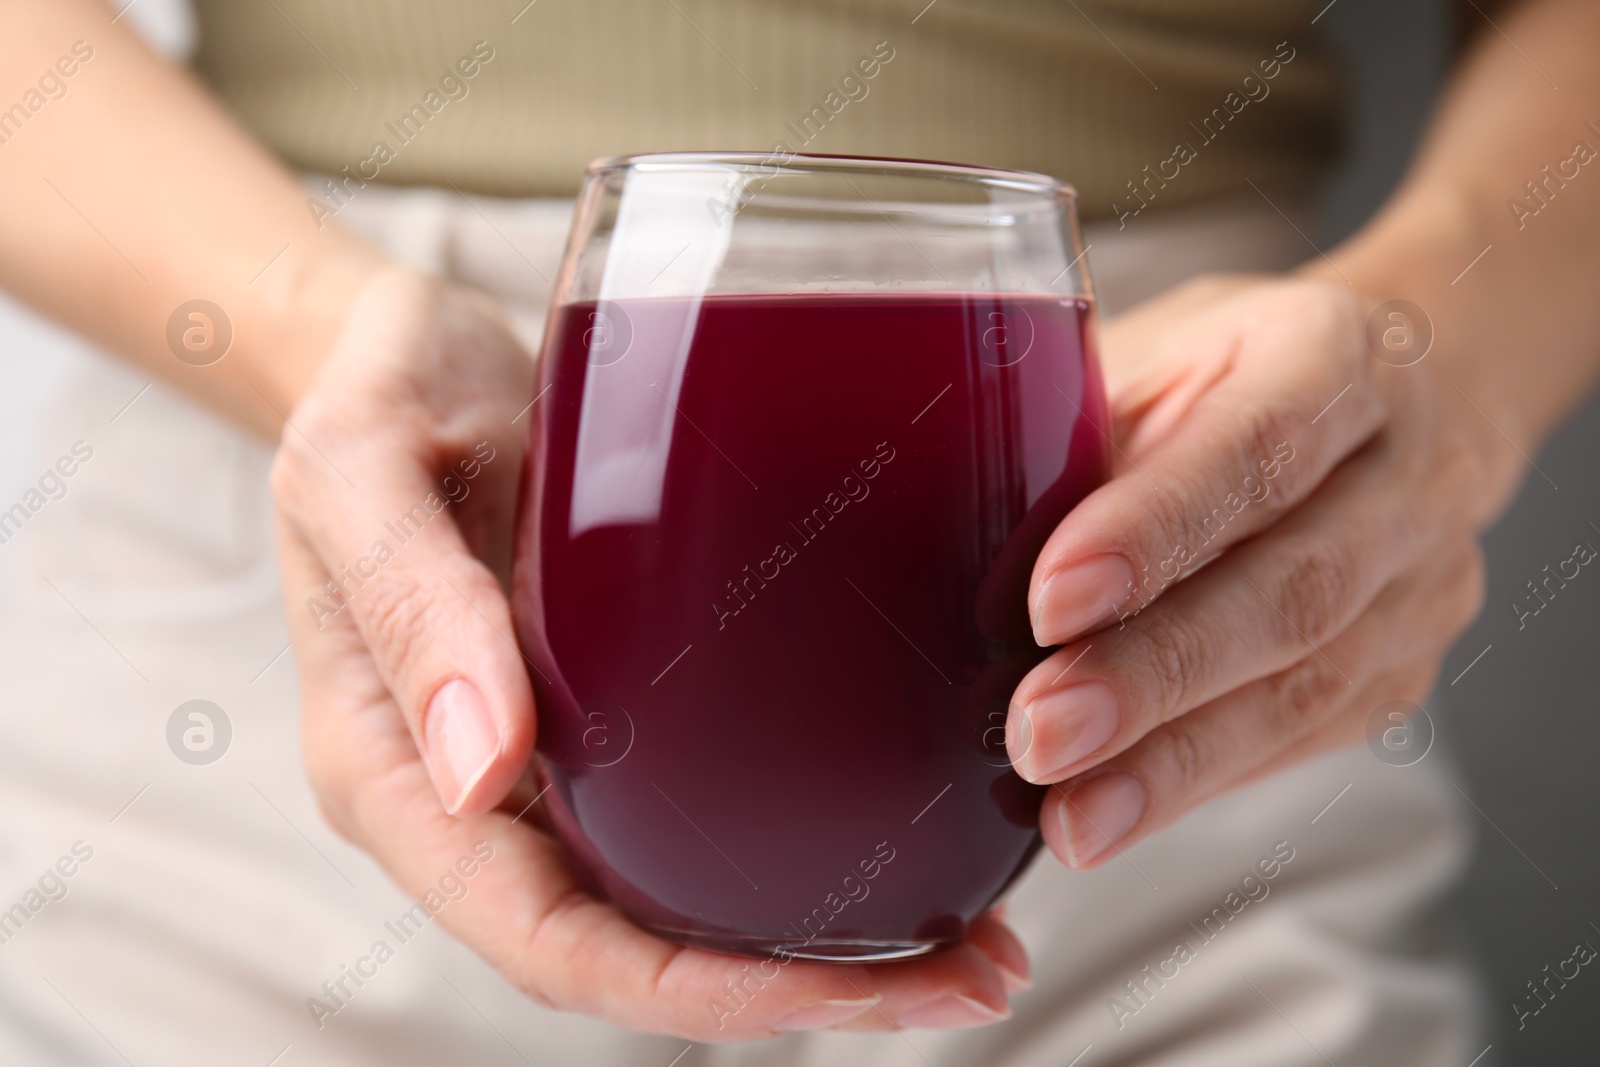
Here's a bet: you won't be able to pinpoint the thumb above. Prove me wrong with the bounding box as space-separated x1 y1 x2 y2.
274 432 535 819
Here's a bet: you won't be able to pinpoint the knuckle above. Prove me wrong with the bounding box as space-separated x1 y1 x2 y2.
1264 655 1346 737
1157 721 1211 797
1128 608 1210 715
357 577 435 690
1257 281 1364 369
267 416 347 517
1295 278 1366 346
1274 536 1359 646
1240 401 1301 481
267 394 384 512
289 387 344 438
1266 282 1387 430
1232 402 1311 514
1139 477 1204 575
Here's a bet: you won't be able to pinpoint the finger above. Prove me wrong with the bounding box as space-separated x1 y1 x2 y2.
1228 669 1430 791
1029 281 1387 645
832 939 1016 1032
273 287 535 816
274 430 533 818
1009 430 1440 784
1040 669 1417 872
1039 540 1484 868
836 913 1032 1027
965 910 1032 994
277 517 418 838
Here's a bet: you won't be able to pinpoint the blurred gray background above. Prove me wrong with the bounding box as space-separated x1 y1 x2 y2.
1318 1 1600 1062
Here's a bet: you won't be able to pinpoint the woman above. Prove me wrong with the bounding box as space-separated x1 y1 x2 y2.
0 0 1595 1063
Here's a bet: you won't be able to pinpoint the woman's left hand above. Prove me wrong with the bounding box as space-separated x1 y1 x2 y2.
272 266 1029 1040
1006 275 1509 868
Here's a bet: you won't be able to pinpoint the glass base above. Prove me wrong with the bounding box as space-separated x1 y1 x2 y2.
650 924 947 962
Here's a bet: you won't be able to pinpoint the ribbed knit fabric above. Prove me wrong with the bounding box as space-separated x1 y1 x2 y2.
191 0 1341 221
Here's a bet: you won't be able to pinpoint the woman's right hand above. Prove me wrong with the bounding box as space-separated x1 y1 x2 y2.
272 265 1028 1041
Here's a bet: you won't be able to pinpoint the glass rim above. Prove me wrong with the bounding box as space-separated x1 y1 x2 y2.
586 151 1076 200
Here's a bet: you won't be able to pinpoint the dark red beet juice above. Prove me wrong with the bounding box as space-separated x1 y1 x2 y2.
511 292 1108 959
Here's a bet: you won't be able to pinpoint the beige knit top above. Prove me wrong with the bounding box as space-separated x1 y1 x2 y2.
191 0 1340 221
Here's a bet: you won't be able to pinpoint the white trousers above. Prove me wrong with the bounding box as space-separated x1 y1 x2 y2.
0 183 1485 1066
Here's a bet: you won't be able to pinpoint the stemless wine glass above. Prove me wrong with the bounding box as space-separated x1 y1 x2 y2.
510 152 1109 961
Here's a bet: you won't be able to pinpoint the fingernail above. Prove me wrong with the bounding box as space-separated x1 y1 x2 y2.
1032 555 1135 645
1015 682 1119 782
895 994 1011 1030
423 679 502 815
1056 773 1146 868
1005 705 1033 769
773 996 881 1031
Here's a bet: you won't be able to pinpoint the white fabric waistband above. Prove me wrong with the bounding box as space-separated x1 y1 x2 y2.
321 177 1317 354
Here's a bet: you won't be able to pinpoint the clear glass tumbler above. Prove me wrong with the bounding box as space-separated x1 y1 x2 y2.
511 152 1108 960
